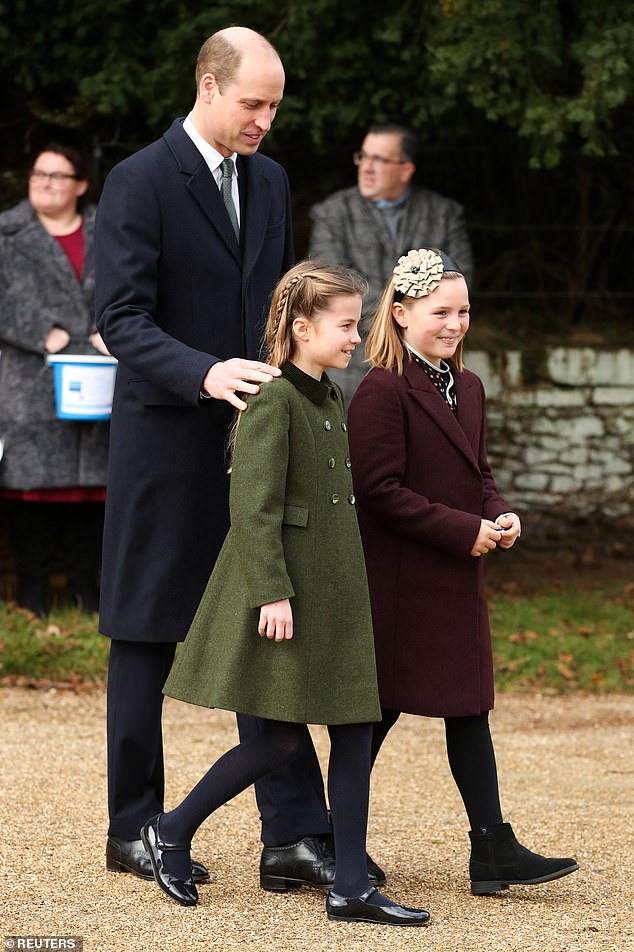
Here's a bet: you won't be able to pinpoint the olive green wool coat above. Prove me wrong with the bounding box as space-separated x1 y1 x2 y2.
164 362 380 725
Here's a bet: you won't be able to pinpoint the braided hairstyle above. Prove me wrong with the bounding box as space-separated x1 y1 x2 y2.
265 259 368 368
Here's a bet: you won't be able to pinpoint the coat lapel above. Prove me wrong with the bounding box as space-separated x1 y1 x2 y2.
163 120 241 264
404 361 480 472
237 154 271 283
351 191 394 255
454 370 481 458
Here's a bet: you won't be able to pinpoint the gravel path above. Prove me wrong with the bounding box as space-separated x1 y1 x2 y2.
2 689 633 952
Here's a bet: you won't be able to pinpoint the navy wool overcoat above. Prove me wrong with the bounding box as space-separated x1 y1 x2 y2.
95 120 294 643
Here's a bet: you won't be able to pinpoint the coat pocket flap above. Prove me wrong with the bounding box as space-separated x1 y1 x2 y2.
264 216 286 240
282 504 309 528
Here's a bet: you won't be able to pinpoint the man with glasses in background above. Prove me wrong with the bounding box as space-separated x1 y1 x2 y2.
309 124 473 402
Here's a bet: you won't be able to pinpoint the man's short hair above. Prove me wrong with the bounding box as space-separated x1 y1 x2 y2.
195 34 243 92
367 124 418 163
195 29 279 93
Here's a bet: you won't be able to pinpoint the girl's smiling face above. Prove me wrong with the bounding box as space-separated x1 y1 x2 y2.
291 294 363 380
392 276 470 366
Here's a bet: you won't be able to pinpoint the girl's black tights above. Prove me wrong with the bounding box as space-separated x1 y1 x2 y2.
160 718 373 898
371 709 503 829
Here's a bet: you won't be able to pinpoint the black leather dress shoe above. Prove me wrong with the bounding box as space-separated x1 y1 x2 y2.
260 834 385 891
140 815 198 906
326 886 430 926
260 835 336 891
106 836 210 883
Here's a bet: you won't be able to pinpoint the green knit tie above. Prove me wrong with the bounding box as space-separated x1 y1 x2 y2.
220 158 239 241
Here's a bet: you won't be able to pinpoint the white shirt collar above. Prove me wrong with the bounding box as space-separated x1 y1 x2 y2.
406 342 450 373
182 113 238 182
406 343 456 407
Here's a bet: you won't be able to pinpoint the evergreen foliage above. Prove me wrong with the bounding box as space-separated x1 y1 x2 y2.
1 1 632 329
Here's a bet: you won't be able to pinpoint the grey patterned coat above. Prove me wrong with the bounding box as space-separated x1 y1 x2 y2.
0 200 109 489
309 185 474 403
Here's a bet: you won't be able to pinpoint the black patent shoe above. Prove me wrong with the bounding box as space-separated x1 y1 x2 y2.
326 886 430 926
106 835 210 883
140 815 198 906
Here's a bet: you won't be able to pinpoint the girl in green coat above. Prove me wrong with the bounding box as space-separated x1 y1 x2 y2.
141 261 430 927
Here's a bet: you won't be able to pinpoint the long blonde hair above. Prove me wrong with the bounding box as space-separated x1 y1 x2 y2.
265 259 368 366
365 272 465 374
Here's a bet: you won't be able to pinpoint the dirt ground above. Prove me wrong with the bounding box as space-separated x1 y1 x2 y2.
1 688 633 952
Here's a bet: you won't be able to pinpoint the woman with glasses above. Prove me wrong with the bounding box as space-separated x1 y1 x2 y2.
0 143 109 615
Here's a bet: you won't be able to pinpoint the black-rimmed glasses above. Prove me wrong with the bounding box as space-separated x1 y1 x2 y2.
353 150 408 167
30 170 79 184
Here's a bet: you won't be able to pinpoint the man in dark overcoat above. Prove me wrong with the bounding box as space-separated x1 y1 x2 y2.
96 27 334 889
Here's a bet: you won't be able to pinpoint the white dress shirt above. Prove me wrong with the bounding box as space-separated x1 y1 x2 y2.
182 113 241 227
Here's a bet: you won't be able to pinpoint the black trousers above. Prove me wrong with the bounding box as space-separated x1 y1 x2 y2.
106 639 330 843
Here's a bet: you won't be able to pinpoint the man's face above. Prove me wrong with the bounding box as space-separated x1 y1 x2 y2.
201 51 285 157
356 133 414 202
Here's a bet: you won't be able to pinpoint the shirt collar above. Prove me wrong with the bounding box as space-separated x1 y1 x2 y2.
281 361 335 405
373 187 410 211
406 342 450 373
182 113 238 178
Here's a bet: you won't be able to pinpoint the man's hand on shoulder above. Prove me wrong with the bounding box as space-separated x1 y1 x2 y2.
202 358 282 411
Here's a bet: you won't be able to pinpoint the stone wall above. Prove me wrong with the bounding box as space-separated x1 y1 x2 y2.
467 347 634 550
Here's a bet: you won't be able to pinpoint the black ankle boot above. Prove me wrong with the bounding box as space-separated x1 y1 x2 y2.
469 823 578 895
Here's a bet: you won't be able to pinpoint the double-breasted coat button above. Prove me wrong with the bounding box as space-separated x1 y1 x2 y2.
348 494 356 505
341 422 347 432
324 420 332 431
331 494 340 504
328 458 336 469
345 458 352 468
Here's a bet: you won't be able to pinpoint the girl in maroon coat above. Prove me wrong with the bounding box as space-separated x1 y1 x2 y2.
348 248 578 896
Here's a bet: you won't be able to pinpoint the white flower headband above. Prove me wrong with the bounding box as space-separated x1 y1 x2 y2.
392 248 446 298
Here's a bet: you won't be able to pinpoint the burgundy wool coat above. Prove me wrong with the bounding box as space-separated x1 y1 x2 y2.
347 360 510 718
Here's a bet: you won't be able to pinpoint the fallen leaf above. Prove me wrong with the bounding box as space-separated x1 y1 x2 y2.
556 662 576 680
509 630 539 644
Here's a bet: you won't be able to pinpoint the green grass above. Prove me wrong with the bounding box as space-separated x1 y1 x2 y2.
0 580 633 692
0 602 108 687
489 581 634 693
